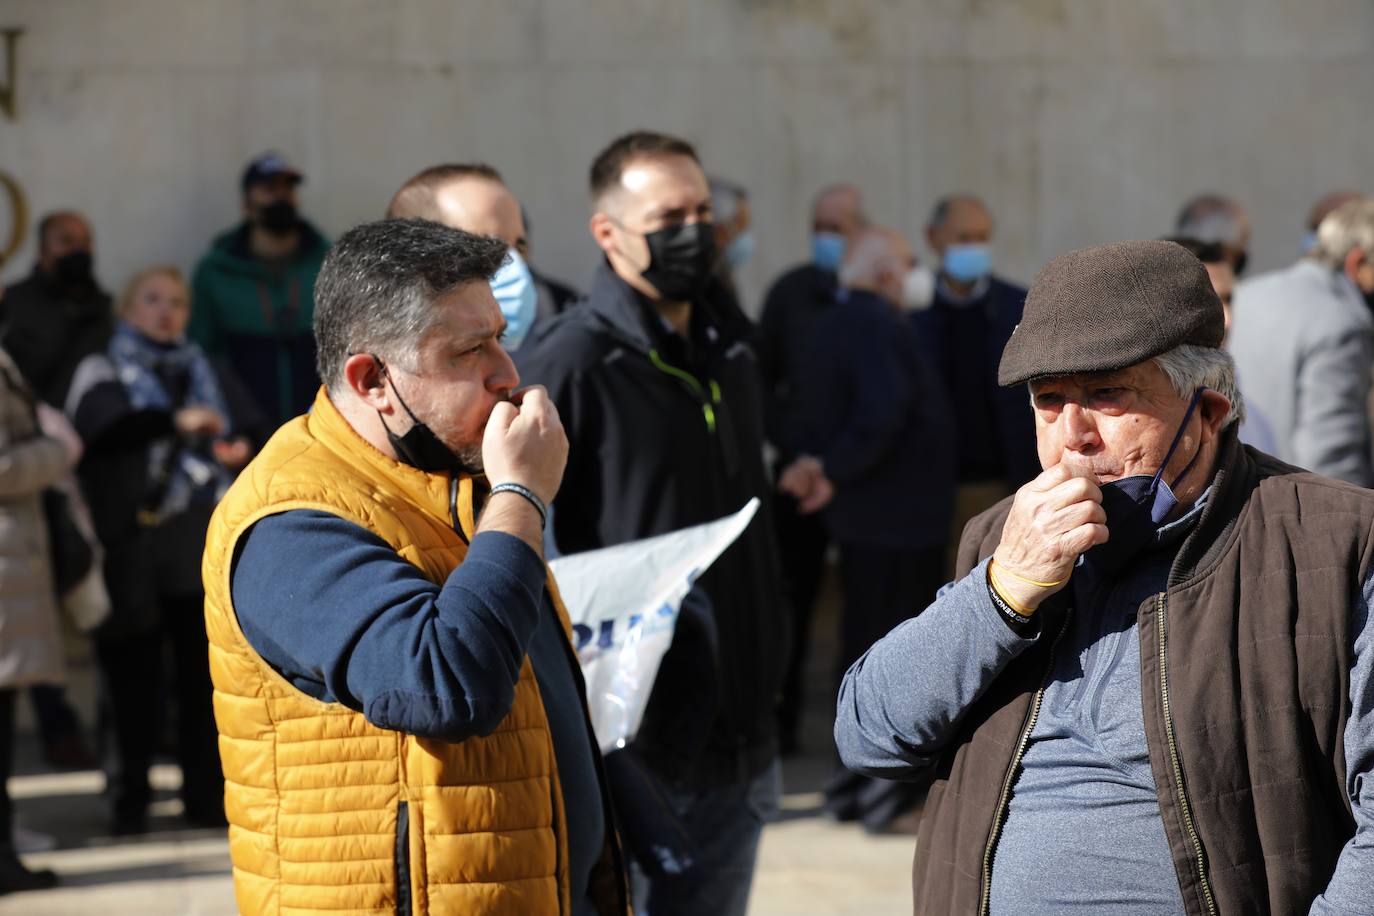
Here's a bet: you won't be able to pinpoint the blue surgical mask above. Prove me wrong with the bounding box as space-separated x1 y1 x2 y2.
812 232 845 273
489 247 537 351
1300 231 1318 254
1080 388 1206 580
942 243 993 283
724 230 756 270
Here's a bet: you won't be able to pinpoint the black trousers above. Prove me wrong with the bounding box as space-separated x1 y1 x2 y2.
825 540 945 831
96 591 223 825
0 689 14 846
772 492 831 745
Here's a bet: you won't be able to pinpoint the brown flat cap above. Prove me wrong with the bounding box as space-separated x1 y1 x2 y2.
998 239 1225 386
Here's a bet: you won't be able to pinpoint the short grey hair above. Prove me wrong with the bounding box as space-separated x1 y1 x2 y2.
1151 344 1245 430
709 177 747 225
1175 194 1245 247
1311 198 1374 270
928 193 988 230
314 218 509 391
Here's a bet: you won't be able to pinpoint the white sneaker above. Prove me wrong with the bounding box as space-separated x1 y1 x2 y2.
12 825 58 854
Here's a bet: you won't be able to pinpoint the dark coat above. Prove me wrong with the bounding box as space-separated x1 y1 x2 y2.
1 268 114 407
792 290 956 550
757 262 838 454
909 276 1039 487
516 261 787 789
68 352 265 635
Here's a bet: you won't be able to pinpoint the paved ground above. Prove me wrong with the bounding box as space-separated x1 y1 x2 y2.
2 571 916 915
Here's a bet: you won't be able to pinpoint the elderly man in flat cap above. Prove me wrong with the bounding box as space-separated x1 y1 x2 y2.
835 240 1374 915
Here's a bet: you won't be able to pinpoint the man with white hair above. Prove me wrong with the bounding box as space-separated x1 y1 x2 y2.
779 227 954 832
1175 192 1252 276
1229 196 1374 485
837 240 1374 914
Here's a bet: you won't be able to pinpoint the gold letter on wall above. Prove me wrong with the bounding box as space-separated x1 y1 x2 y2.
0 171 27 265
0 28 22 121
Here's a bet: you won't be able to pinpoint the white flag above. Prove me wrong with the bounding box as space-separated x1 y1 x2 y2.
549 499 760 754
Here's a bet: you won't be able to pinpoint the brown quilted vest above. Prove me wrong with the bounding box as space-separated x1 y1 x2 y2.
912 432 1365 915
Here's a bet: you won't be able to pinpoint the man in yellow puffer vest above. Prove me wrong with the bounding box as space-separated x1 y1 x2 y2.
202 218 629 915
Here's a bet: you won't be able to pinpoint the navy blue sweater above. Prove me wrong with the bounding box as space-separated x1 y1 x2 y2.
230 512 604 915
909 275 1040 488
791 289 956 550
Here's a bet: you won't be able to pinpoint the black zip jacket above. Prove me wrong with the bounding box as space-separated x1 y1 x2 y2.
517 261 787 789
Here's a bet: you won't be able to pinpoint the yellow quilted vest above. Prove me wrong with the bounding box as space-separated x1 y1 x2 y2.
203 388 571 915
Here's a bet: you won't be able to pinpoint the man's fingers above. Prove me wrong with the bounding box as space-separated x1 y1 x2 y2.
1026 463 1072 492
1052 500 1107 530
1044 475 1103 510
1063 523 1110 556
486 401 519 434
511 385 549 410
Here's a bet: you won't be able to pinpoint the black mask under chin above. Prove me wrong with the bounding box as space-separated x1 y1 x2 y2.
374 358 466 475
639 222 716 302
256 200 300 237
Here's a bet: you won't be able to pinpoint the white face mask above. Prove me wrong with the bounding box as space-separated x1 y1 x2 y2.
900 264 936 311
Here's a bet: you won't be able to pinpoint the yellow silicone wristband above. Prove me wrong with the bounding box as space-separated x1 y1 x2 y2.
987 564 1038 616
990 559 1068 590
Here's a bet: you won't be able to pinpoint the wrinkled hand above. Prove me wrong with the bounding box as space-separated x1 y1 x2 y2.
175 406 226 438
990 463 1108 611
778 455 835 515
36 402 82 469
481 386 568 505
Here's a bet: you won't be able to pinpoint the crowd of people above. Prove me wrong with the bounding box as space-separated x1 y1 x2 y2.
0 131 1372 915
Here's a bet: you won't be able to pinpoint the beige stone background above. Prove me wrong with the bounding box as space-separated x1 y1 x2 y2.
2 0 1372 313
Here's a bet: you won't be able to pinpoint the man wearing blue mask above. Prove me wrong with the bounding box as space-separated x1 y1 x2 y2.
916 194 1038 574
836 239 1374 915
758 182 867 753
386 163 540 351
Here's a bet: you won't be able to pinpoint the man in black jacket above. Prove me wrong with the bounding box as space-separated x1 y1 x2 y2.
2 211 114 407
517 131 786 916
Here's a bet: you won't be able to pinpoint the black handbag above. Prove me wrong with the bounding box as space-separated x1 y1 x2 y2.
42 486 95 596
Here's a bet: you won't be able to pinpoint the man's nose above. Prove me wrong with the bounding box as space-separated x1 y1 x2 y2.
1061 401 1101 450
488 345 520 392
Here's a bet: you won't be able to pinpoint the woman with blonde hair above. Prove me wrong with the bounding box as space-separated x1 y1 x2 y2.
67 265 258 834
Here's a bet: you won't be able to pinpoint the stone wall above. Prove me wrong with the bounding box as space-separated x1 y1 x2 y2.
1 0 1371 313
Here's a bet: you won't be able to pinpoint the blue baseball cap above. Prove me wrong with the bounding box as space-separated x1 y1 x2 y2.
241 152 304 193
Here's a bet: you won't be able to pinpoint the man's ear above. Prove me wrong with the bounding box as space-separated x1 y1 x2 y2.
589 212 617 257
342 353 390 411
1198 388 1233 439
923 224 938 254
1344 247 1372 288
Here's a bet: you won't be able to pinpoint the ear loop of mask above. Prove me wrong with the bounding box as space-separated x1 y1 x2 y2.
1152 387 1208 494
371 354 424 428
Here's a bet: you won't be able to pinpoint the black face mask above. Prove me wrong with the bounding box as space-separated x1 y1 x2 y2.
638 222 716 302
1232 249 1249 277
373 358 466 475
256 200 299 237
54 250 94 288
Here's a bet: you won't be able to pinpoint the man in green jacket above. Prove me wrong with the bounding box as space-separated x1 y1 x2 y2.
190 152 330 429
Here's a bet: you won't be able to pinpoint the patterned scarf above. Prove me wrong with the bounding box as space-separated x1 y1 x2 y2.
109 322 232 524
